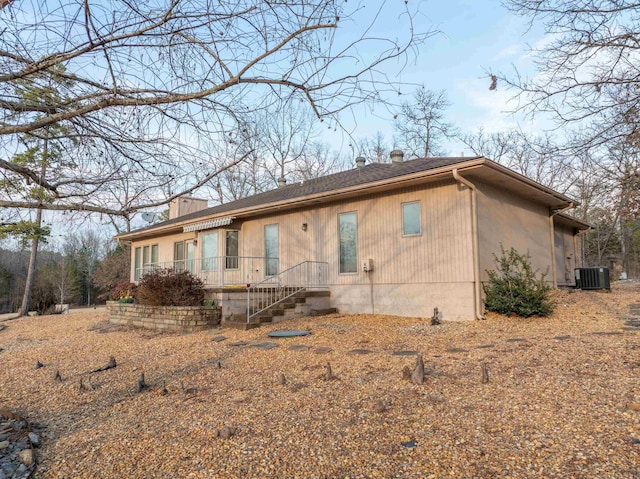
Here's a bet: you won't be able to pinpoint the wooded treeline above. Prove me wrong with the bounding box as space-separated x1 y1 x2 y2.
0 233 129 314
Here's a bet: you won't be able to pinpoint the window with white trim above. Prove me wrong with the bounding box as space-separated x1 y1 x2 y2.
338 212 358 274
402 201 421 236
201 231 219 271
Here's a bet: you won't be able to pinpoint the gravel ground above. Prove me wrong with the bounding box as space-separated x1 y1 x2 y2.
0 284 639 479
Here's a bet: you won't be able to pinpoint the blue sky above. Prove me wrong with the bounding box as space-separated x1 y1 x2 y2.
331 0 548 155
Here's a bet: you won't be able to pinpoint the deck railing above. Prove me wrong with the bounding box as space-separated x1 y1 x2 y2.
134 256 277 287
246 261 328 323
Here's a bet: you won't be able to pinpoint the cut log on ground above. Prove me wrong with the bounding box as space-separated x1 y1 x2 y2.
90 356 116 373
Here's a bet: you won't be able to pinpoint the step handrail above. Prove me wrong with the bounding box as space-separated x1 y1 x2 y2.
246 261 328 323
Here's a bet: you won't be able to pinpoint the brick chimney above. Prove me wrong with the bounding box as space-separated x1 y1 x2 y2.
168 197 208 219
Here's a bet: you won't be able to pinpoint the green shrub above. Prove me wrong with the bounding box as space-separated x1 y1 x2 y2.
483 245 554 318
136 268 205 306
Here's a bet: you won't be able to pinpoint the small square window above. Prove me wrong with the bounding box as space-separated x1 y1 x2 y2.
402 202 421 236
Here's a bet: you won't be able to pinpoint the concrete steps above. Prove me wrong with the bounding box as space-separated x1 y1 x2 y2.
221 290 331 330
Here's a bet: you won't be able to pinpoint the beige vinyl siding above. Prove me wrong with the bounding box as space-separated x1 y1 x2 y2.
139 179 473 285
238 180 473 284
317 180 474 285
240 210 314 269
476 180 553 283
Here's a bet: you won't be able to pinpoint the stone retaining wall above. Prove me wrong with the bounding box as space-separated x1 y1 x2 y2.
107 302 221 332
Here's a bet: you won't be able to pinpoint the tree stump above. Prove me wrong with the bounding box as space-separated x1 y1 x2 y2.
79 376 95 391
324 363 335 381
481 363 490 384
137 373 148 393
431 307 442 325
411 354 425 385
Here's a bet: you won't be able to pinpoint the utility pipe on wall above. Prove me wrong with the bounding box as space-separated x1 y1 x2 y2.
548 203 575 289
452 169 484 321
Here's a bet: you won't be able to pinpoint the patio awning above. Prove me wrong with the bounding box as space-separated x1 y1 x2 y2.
183 216 234 233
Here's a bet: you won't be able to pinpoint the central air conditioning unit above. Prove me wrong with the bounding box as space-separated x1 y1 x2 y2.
575 267 611 290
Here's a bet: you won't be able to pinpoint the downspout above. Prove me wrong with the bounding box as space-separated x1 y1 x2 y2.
452 169 484 320
549 203 575 289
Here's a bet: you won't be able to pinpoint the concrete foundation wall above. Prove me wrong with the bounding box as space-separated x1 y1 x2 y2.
329 282 475 321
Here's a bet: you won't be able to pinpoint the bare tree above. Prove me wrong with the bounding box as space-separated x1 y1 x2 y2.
459 128 573 192
356 131 390 163
63 230 106 306
294 141 345 181
260 102 317 186
1 0 432 220
394 86 456 158
500 0 640 152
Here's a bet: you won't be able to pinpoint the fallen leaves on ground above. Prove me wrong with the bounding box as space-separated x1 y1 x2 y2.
0 284 639 478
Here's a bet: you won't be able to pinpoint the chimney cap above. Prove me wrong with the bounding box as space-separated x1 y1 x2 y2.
355 156 366 168
390 150 404 163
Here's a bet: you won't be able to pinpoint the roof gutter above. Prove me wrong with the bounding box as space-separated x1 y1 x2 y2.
483 160 575 206
452 169 484 321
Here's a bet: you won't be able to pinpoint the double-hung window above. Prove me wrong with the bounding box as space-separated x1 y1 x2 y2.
135 244 158 280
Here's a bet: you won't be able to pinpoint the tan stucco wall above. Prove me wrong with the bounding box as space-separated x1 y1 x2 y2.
476 180 554 283
554 223 578 286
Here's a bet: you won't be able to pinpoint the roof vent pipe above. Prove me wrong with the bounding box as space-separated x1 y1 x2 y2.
277 177 286 188
390 150 404 163
355 156 366 168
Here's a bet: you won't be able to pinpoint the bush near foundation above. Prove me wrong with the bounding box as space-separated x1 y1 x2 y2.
110 279 137 302
136 268 205 306
483 245 554 318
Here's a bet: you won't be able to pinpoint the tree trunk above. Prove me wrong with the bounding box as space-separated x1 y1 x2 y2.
18 132 48 317
19 217 42 317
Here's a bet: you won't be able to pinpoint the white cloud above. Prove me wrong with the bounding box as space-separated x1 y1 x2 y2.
491 44 522 62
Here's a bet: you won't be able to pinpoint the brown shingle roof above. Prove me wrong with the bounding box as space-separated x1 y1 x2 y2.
122 156 481 237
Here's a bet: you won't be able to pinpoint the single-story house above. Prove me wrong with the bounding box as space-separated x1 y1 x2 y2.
115 152 590 324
